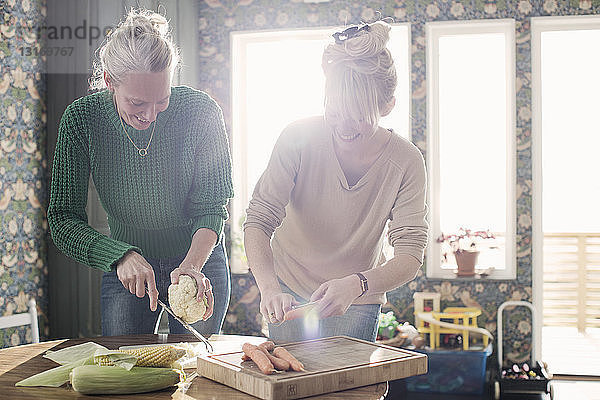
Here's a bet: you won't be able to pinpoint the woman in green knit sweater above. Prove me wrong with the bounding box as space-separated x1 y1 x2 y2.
47 9 233 336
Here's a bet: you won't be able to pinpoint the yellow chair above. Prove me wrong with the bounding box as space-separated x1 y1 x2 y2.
431 307 488 350
413 292 440 348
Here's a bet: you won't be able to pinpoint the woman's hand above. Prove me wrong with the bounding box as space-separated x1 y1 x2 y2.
116 251 158 312
170 263 214 321
260 289 298 324
309 275 363 319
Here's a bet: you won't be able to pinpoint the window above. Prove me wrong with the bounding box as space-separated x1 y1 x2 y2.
531 15 600 370
426 20 516 279
231 25 411 273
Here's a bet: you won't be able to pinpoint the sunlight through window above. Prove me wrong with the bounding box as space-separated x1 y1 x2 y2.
532 17 600 370
541 29 600 233
426 20 516 279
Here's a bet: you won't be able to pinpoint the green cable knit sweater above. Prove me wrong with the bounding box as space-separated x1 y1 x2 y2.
48 86 233 272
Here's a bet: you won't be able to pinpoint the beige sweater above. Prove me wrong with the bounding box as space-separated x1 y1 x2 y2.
244 116 428 305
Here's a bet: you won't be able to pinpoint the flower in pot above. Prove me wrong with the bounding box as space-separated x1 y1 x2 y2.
436 228 495 276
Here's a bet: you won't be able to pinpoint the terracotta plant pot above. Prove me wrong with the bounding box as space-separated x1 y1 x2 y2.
454 250 480 276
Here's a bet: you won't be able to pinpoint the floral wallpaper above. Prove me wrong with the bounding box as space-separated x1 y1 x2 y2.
198 0 600 366
0 0 597 364
0 0 48 348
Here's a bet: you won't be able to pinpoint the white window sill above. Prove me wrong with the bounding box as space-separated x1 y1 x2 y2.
426 268 516 280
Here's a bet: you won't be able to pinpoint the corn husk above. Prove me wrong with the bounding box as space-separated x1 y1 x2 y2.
70 365 181 395
43 342 107 365
15 341 190 392
92 348 138 370
15 342 108 387
15 355 95 387
15 342 137 387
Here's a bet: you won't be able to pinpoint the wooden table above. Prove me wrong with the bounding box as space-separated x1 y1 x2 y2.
0 334 388 399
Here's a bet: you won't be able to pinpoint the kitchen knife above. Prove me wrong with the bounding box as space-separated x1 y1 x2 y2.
292 301 318 310
146 288 214 353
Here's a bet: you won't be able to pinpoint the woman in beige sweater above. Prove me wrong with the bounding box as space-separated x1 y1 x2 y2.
243 21 428 343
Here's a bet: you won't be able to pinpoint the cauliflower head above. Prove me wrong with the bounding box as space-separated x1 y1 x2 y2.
168 275 208 324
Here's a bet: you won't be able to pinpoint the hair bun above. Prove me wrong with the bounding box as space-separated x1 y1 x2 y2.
322 21 394 77
88 7 180 92
341 21 391 58
125 9 169 38
321 19 397 129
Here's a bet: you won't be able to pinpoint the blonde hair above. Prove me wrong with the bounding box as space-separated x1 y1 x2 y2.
89 8 180 91
322 21 397 128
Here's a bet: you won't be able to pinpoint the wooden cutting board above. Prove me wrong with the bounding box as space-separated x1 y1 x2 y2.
197 335 427 399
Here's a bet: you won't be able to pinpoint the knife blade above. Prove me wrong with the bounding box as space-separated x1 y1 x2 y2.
272 301 320 327
292 301 319 310
146 288 214 353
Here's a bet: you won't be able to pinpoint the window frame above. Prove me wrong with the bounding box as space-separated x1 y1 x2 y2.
531 13 600 369
425 19 517 280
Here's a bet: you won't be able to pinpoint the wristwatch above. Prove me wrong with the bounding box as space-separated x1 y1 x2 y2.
355 272 368 297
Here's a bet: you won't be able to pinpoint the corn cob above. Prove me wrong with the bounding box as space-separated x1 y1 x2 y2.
95 345 185 368
70 365 180 395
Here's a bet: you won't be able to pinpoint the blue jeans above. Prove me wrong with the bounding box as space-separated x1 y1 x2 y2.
101 242 230 336
267 280 381 344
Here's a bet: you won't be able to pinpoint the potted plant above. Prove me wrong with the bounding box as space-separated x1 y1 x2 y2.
436 228 495 276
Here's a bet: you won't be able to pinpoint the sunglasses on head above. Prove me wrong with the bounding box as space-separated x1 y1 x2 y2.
332 24 370 45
